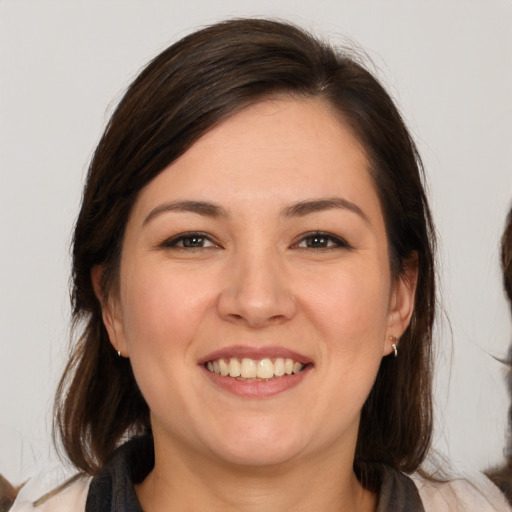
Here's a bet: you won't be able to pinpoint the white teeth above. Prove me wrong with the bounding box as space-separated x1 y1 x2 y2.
228 358 241 377
293 361 303 374
206 356 305 380
274 358 285 376
241 358 257 378
256 358 274 379
219 359 229 376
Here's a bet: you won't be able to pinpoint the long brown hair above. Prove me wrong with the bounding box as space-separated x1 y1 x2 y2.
486 208 512 502
55 18 436 487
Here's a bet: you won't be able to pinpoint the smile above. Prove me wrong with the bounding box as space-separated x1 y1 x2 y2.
206 357 305 380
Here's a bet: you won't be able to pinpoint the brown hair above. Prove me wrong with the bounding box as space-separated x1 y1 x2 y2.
487 207 512 502
502 209 512 308
55 18 436 487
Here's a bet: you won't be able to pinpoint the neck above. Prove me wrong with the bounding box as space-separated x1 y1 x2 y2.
135 437 376 512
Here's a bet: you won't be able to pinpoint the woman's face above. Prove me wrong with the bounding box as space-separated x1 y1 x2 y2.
100 97 416 468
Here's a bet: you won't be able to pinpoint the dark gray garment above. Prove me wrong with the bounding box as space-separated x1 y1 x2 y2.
85 436 425 512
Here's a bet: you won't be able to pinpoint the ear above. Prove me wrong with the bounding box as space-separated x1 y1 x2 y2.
91 265 128 357
383 253 418 356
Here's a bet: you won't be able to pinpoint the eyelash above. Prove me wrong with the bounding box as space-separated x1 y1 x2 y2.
160 232 218 249
160 231 351 251
294 232 352 250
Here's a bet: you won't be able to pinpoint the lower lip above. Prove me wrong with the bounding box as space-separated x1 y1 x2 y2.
201 365 311 398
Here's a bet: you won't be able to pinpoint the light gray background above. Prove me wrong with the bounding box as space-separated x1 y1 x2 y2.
1 0 511 484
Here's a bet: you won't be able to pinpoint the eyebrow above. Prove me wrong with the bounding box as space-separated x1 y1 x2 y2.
282 197 369 223
143 197 369 226
143 200 228 225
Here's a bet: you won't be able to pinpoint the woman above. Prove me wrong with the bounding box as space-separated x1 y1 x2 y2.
11 18 510 511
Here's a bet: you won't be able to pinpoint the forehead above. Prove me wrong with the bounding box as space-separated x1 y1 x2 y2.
131 96 381 220
188 96 368 169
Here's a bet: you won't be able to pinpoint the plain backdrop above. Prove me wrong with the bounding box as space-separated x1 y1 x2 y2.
1 0 511 484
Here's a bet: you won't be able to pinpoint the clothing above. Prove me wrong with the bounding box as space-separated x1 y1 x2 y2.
85 437 423 511
411 473 512 512
10 437 512 511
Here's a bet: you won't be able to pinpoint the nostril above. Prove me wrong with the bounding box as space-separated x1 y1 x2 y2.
268 314 287 324
216 274 297 327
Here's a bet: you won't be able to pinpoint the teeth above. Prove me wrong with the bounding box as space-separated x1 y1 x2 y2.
240 358 257 378
206 356 305 380
274 358 285 376
219 359 229 376
228 358 241 377
256 358 274 379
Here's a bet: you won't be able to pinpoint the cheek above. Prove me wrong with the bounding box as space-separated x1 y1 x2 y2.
116 265 219 427
296 261 391 345
119 262 217 356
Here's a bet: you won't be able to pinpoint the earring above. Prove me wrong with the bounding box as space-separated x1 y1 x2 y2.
390 336 398 358
117 350 121 357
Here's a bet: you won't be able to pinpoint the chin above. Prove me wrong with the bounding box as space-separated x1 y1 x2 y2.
205 418 307 467
214 442 303 468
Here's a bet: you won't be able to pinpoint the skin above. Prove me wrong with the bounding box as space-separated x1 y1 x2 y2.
94 96 417 511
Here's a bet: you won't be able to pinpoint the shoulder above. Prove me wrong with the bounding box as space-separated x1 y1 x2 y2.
411 472 512 512
10 472 91 512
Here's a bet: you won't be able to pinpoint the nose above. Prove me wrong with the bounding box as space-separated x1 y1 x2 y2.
216 247 297 328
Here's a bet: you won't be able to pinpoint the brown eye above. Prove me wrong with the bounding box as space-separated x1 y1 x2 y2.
181 235 208 248
296 232 350 249
162 232 217 249
303 235 330 248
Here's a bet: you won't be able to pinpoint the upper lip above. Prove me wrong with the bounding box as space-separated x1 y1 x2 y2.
198 345 313 365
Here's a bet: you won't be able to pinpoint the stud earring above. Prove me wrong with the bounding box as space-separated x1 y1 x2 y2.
117 350 121 357
389 336 398 358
